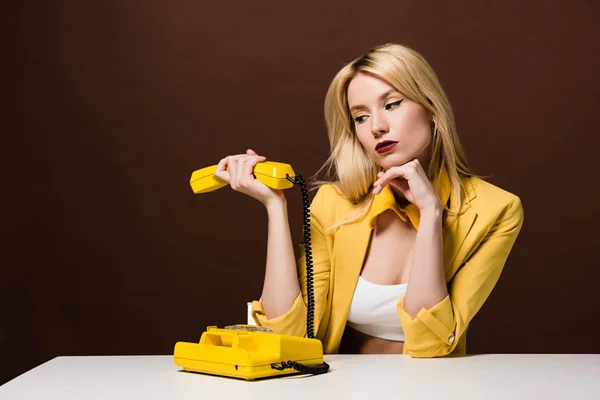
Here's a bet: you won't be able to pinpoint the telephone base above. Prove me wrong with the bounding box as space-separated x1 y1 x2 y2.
174 325 325 381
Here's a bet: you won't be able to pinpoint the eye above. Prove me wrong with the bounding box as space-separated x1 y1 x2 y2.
354 115 368 124
385 100 403 110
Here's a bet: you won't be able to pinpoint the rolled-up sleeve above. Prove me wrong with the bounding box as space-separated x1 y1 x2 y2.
251 186 332 338
397 196 524 357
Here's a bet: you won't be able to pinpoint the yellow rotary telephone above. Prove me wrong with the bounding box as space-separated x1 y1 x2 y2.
173 161 329 380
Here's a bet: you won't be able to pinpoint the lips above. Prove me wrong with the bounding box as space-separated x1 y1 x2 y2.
375 140 398 154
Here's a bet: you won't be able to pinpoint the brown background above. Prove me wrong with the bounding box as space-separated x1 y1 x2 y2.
2 0 600 385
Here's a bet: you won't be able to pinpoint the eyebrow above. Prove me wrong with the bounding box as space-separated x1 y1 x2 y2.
349 89 399 112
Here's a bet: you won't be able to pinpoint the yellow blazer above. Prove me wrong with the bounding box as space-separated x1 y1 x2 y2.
252 170 524 358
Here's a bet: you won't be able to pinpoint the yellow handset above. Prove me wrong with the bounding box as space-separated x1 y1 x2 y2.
189 161 296 193
176 159 329 380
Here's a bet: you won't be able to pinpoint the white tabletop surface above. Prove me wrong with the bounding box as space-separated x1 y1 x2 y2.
1 354 599 399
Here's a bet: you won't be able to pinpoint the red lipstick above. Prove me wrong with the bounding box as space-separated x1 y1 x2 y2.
375 140 398 154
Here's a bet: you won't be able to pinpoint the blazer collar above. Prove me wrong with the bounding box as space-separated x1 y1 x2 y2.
366 164 454 230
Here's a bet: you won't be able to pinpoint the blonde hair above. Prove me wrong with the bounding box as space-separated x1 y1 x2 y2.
313 43 474 229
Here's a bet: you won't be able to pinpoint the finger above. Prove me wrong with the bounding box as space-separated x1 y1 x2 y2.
249 154 267 165
246 149 258 156
389 177 409 192
235 158 245 184
372 177 388 195
241 159 254 183
248 155 267 177
213 157 231 183
374 174 410 195
228 157 240 189
215 153 246 172
231 153 257 182
373 179 394 195
236 157 255 183
235 158 247 184
237 155 265 185
372 182 382 195
377 166 409 190
239 159 256 187
245 154 267 168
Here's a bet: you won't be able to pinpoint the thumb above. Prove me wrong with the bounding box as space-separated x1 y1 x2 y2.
246 149 258 155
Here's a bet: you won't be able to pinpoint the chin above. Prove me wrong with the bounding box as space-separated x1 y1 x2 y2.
378 153 414 169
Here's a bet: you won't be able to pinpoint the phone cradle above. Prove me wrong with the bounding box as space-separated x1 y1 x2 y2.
174 325 325 380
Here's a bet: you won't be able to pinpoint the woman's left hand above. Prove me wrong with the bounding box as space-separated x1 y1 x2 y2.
373 159 441 213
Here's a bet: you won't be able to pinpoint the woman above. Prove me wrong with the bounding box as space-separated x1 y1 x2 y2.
213 43 524 358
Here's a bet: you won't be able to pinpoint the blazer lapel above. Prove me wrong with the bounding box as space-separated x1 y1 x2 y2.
325 219 371 352
443 179 479 278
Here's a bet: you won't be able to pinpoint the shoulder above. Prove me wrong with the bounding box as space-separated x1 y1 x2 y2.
309 183 355 224
464 176 524 225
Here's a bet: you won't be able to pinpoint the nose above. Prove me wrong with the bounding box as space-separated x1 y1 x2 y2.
370 112 389 137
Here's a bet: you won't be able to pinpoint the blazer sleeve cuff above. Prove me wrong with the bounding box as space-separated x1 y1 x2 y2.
397 293 457 347
251 293 307 337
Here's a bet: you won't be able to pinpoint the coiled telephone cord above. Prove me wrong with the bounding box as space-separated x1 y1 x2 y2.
270 360 330 375
268 174 329 376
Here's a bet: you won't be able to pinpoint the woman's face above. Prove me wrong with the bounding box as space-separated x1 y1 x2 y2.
347 72 432 170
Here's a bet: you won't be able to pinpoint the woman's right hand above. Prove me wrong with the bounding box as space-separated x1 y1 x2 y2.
213 149 285 206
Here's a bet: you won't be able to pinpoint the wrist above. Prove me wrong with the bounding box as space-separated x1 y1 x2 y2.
264 195 287 213
419 205 443 220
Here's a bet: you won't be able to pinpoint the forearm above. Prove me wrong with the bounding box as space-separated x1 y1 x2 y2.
260 197 301 319
404 207 448 317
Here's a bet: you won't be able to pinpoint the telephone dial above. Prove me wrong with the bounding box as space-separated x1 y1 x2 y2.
174 160 330 380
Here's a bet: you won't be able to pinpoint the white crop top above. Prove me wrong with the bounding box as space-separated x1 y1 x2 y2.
346 276 407 341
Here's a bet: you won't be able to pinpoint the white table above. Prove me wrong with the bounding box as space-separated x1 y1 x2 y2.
1 354 599 399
